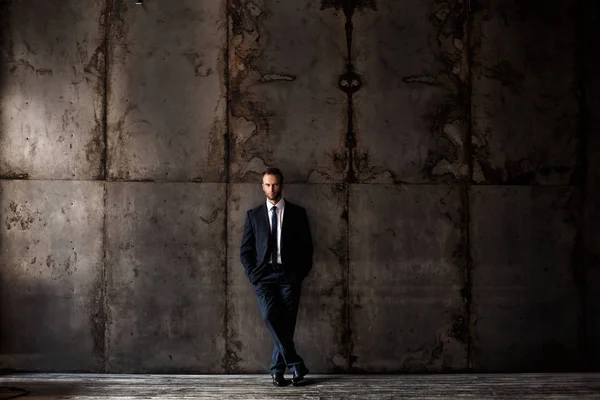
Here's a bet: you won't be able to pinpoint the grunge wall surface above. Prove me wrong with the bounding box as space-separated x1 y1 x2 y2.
0 0 597 372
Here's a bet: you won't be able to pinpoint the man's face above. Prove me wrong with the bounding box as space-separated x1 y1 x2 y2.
262 174 283 203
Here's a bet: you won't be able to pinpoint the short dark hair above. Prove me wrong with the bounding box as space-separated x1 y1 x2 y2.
262 167 284 183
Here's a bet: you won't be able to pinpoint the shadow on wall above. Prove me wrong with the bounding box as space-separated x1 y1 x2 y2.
0 180 106 372
470 0 580 185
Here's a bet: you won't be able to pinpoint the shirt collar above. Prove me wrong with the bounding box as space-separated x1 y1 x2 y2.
266 198 285 211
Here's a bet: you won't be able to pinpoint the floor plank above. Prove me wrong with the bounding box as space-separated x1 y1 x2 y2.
0 373 599 399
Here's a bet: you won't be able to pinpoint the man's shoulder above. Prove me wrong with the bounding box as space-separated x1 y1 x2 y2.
247 203 265 216
283 200 306 214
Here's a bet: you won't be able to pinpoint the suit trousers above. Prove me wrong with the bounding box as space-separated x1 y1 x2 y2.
253 264 307 375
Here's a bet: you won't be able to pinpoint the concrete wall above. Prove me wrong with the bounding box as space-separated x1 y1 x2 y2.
583 0 600 372
0 0 597 373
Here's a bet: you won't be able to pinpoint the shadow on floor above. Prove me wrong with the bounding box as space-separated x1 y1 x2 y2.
0 381 84 399
0 386 29 400
294 375 339 387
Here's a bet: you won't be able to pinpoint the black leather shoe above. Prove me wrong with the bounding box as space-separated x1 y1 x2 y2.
271 373 289 387
292 370 307 386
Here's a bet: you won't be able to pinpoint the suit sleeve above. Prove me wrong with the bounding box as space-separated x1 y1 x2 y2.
300 208 313 279
240 211 257 282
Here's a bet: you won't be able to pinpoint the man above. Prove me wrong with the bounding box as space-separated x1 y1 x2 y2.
240 167 313 387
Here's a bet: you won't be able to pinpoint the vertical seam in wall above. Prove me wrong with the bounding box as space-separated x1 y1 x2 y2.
342 1 356 372
345 89 353 372
102 0 110 181
465 0 474 372
575 0 589 371
464 184 472 371
345 183 352 372
101 0 111 373
101 182 109 372
465 0 474 184
344 3 357 184
222 0 231 373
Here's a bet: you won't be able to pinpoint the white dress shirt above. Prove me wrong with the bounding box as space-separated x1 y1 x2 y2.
266 198 285 264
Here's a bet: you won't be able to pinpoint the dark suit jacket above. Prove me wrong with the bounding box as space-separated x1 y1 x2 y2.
240 200 313 285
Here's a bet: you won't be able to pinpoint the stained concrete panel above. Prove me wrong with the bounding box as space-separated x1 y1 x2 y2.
106 183 226 372
107 1 226 182
227 183 347 372
584 1 600 368
0 0 105 179
471 0 579 184
349 184 467 372
229 1 347 183
471 186 582 371
585 187 600 370
0 181 104 371
352 1 468 183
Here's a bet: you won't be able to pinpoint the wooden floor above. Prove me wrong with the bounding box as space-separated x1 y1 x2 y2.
1 373 599 399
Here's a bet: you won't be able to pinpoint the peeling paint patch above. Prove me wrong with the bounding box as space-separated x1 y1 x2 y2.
259 73 296 82
229 0 275 181
403 75 438 85
351 0 469 183
36 68 53 76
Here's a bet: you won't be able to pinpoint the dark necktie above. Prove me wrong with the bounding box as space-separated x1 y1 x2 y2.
271 206 278 266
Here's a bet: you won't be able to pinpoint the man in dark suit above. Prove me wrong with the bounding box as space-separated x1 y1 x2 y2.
240 167 313 387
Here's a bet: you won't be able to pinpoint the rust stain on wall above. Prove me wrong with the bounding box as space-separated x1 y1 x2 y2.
424 0 470 182
224 330 244 372
83 34 108 178
228 0 274 181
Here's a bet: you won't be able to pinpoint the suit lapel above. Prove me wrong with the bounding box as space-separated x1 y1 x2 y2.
259 203 270 239
281 201 293 253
